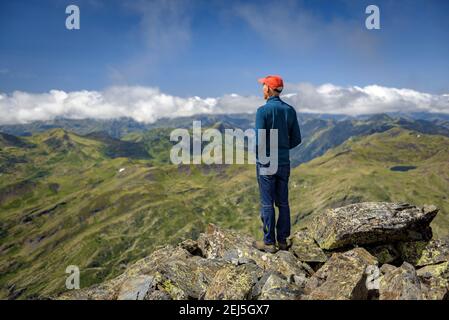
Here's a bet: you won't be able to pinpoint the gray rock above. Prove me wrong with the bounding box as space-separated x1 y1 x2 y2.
380 264 396 275
60 245 226 300
379 262 423 300
365 265 380 291
258 273 302 300
117 275 156 300
204 263 263 300
398 236 449 267
310 202 438 250
145 289 171 300
417 262 449 300
304 247 378 300
288 229 327 263
197 224 313 279
57 213 447 301
292 274 308 289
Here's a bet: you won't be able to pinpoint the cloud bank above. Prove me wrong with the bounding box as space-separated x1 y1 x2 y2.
0 84 448 125
284 83 449 116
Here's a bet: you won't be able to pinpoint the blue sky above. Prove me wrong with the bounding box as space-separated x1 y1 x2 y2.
0 0 448 97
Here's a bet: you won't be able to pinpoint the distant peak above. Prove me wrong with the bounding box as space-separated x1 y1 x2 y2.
367 113 393 122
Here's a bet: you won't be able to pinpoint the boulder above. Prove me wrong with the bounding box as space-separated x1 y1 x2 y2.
256 273 302 300
310 202 438 250
57 209 448 301
303 247 378 300
288 229 327 264
117 275 156 300
60 245 225 300
380 264 396 275
398 236 449 267
204 263 263 300
58 280 121 300
146 247 226 299
197 224 313 279
417 262 449 300
379 262 423 300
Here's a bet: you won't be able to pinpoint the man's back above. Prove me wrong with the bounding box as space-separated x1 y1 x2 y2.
255 96 302 165
253 75 302 253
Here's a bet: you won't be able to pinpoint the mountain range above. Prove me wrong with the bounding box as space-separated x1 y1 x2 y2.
0 112 448 299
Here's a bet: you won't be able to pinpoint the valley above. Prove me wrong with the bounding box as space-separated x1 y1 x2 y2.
0 113 448 299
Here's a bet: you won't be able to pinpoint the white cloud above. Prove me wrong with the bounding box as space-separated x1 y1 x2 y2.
0 86 262 125
0 84 448 125
284 83 449 115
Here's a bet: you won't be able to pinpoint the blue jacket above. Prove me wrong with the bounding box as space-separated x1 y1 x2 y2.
255 96 302 165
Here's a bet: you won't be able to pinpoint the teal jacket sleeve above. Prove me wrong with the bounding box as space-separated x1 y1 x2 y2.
289 110 302 149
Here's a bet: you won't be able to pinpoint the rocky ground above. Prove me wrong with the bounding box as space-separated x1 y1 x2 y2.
59 202 449 300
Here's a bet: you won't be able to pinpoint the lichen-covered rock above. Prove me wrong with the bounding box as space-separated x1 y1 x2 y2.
288 229 327 263
380 264 396 275
145 289 171 300
303 248 378 300
60 245 225 300
117 275 156 300
197 224 313 279
310 202 438 250
379 262 423 300
398 236 449 267
57 207 448 301
58 279 122 300
417 262 449 300
367 245 400 265
145 247 226 299
257 273 302 300
204 263 263 300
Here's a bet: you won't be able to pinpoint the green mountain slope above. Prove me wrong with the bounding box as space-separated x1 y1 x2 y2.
0 126 448 299
2 114 449 169
290 114 449 166
0 129 260 298
289 127 449 236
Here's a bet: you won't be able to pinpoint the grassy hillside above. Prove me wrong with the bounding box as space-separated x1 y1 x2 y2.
290 114 449 166
0 127 448 299
289 128 449 236
3 114 449 169
0 129 261 299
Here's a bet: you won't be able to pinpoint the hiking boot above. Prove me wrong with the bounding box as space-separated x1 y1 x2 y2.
252 240 278 254
278 242 289 251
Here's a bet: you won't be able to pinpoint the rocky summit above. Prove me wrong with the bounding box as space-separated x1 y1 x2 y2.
59 202 448 300
310 202 439 250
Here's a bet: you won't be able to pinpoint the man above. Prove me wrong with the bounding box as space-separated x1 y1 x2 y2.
253 75 302 253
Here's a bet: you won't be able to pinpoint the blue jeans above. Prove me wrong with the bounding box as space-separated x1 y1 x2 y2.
256 163 291 245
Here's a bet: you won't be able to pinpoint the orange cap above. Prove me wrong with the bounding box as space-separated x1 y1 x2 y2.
257 75 284 91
